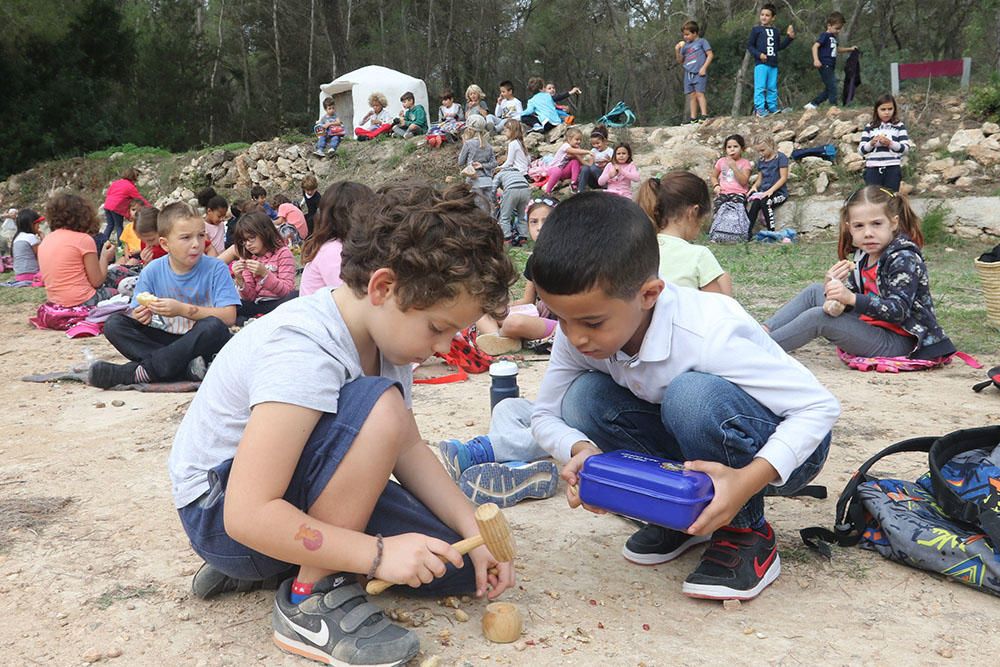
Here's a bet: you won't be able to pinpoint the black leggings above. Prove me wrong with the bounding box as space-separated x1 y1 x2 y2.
747 192 788 237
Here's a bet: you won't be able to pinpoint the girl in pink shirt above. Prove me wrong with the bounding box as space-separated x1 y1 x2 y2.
711 134 752 197
598 143 641 198
277 203 309 241
102 167 148 242
38 194 118 307
300 181 374 296
543 127 592 194
231 212 297 320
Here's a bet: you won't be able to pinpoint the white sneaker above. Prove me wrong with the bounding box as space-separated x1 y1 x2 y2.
803 103 817 110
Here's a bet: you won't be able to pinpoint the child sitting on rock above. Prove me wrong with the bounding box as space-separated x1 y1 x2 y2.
354 92 393 141
313 97 345 156
747 133 790 235
457 118 497 212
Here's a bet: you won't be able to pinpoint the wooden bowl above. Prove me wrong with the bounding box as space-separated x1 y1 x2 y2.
481 602 522 643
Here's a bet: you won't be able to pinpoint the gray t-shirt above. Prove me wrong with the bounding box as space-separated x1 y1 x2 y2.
680 37 712 74
12 232 40 275
168 288 413 508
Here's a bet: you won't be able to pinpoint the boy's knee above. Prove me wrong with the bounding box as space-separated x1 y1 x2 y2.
561 372 610 431
198 316 231 339
662 371 722 416
103 313 133 340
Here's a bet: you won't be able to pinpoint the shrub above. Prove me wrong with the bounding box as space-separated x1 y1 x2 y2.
921 202 950 245
968 75 1000 123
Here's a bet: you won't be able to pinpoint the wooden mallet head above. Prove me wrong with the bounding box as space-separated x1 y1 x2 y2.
473 502 516 562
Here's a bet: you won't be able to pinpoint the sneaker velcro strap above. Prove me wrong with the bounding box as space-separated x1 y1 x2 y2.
322 583 368 611
340 602 389 635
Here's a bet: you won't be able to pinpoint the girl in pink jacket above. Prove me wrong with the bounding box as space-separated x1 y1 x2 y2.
102 167 149 242
598 143 641 198
231 212 298 321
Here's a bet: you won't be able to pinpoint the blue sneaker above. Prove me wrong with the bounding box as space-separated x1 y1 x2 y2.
437 436 495 481
458 460 559 508
754 109 770 118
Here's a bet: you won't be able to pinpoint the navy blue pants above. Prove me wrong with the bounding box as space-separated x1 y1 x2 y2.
810 64 838 106
178 377 477 596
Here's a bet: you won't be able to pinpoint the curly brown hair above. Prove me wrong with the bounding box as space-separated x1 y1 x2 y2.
45 193 100 234
340 182 516 319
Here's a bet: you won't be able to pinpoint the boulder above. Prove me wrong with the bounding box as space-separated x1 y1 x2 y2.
844 132 864 143
923 137 942 150
777 141 794 156
801 156 828 169
256 159 271 179
774 130 795 143
829 120 857 139
798 109 818 127
983 122 1000 136
275 157 294 175
925 157 955 173
955 176 975 188
942 165 970 183
948 128 985 153
968 144 1000 168
796 125 820 142
899 182 915 196
815 172 829 194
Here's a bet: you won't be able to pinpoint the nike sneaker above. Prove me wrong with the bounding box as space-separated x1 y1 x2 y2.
681 522 781 600
622 523 710 565
458 460 558 508
272 575 419 666
191 561 294 600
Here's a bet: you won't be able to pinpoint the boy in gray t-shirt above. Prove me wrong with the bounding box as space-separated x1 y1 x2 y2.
675 20 714 123
171 183 518 666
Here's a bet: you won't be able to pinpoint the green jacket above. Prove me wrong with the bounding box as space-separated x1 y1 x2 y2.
403 104 428 131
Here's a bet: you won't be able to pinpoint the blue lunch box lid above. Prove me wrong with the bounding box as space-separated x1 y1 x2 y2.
578 450 714 505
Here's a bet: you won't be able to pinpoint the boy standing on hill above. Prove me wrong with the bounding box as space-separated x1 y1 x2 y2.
804 12 858 110
169 183 516 666
392 91 428 138
90 202 239 388
530 193 839 601
747 3 795 117
675 20 714 123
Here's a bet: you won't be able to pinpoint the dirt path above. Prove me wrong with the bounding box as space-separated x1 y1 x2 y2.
2 303 999 665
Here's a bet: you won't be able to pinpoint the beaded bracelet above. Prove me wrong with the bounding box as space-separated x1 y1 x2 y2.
366 533 384 580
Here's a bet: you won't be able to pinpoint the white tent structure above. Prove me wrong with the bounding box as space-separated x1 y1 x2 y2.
318 65 429 136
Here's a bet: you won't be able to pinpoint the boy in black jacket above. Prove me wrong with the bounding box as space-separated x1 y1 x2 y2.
746 3 794 117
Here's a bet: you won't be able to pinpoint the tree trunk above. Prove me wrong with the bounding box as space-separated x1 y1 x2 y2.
239 1 252 117
209 0 226 145
273 0 284 125
731 0 762 117
379 0 387 66
307 0 315 112
840 0 864 44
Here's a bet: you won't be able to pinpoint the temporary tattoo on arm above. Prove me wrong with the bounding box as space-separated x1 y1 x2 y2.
295 523 324 551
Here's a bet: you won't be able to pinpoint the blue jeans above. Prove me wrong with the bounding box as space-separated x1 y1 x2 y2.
810 64 838 106
102 209 125 242
561 371 831 528
753 64 779 113
178 377 477 595
316 134 341 152
863 165 902 192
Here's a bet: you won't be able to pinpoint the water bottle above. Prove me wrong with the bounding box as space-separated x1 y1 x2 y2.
489 360 519 411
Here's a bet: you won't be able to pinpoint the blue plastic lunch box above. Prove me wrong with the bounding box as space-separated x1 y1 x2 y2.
578 450 714 531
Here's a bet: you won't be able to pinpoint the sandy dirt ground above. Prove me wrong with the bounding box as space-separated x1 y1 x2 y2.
3 302 1000 667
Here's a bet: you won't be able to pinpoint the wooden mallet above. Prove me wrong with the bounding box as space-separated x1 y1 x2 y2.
366 502 516 595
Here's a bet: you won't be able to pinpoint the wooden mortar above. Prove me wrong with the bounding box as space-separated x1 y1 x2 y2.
482 602 522 643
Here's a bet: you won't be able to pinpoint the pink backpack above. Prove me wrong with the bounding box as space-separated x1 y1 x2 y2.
28 302 92 331
837 348 981 373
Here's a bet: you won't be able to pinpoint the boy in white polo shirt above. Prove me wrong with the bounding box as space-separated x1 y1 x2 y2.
530 192 839 601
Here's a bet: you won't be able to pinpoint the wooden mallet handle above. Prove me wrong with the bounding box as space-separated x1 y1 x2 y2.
365 535 485 595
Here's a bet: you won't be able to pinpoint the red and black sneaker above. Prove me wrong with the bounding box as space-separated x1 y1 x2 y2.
681 522 780 600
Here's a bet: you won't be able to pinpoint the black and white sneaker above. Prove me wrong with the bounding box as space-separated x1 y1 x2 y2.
272 575 419 666
190 561 294 600
622 523 710 565
682 522 781 600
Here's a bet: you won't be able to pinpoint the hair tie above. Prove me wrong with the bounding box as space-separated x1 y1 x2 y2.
878 187 896 198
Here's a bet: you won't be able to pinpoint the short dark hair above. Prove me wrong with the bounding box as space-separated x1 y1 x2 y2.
206 195 228 212
826 11 845 27
682 20 699 34
440 88 453 100
196 187 218 208
134 206 160 235
158 202 199 237
527 76 544 95
762 3 777 15
400 91 415 103
250 185 267 199
323 97 335 108
272 193 291 207
340 182 516 319
499 80 514 92
613 142 633 163
45 193 100 235
531 192 658 299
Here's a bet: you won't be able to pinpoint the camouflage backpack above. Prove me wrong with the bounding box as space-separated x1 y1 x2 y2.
802 426 1000 596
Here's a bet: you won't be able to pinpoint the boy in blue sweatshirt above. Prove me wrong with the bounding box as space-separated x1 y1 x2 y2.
746 3 795 117
803 12 858 110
